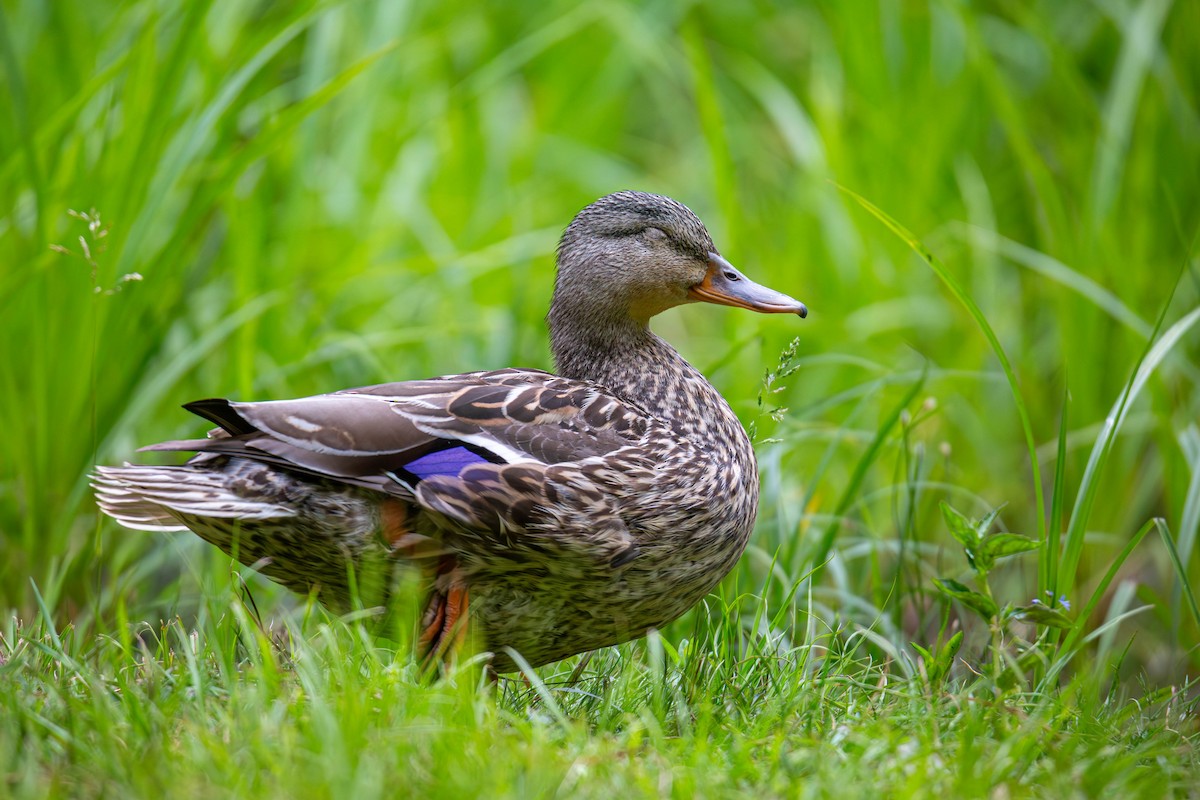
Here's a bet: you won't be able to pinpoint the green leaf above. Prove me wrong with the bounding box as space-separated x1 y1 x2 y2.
933 631 964 682
971 548 990 573
933 578 998 620
1014 604 1072 629
976 507 1003 537
979 533 1041 565
940 502 980 549
912 630 963 686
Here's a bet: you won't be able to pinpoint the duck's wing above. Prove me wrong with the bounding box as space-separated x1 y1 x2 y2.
144 368 652 490
142 368 670 564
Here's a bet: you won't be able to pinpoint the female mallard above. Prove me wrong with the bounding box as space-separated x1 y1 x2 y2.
94 191 806 672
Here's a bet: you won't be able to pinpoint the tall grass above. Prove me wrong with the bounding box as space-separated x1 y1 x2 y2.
2 0 1200 793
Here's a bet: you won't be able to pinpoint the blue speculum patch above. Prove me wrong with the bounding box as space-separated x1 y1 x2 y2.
403 446 490 480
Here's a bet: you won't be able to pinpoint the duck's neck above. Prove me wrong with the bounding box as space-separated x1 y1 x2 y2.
548 309 743 445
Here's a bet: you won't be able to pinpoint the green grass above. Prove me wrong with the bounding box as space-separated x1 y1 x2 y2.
4 592 1198 798
2 0 1199 796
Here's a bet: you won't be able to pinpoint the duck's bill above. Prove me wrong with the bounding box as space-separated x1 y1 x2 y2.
689 253 808 317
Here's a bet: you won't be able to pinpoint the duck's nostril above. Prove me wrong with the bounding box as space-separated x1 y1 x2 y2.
723 271 739 281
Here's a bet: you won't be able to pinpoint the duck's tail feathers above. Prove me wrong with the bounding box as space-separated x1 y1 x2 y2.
91 465 293 532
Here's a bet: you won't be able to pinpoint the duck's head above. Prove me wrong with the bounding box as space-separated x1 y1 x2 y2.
551 191 807 330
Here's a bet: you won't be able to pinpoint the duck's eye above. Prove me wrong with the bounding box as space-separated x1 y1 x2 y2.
642 227 667 243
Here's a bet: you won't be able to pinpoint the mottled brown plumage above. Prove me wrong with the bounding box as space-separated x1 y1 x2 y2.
93 191 806 672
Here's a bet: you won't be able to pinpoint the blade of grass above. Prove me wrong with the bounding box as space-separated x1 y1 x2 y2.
1176 429 1200 560
682 18 736 239
113 0 215 232
957 10 1069 246
1080 605 1153 646
0 3 46 244
1174 426 1200 636
1156 519 1200 631
835 184 1046 544
955 225 1152 338
1043 516 1157 688
1089 0 1173 225
808 366 926 579
505 648 570 730
171 42 398 263
28 579 63 653
1045 382 1069 596
98 292 281 444
1058 302 1200 593
0 50 129 188
115 1 326 276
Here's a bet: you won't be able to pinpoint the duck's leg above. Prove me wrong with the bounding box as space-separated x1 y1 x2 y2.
379 499 468 668
418 588 447 651
418 557 471 670
380 499 447 559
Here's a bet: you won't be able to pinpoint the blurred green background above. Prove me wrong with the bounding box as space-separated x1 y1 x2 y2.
2 0 1197 680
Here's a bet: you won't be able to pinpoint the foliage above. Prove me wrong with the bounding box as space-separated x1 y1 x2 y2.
930 500 1059 683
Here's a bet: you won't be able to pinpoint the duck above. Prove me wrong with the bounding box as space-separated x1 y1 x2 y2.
93 191 807 672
